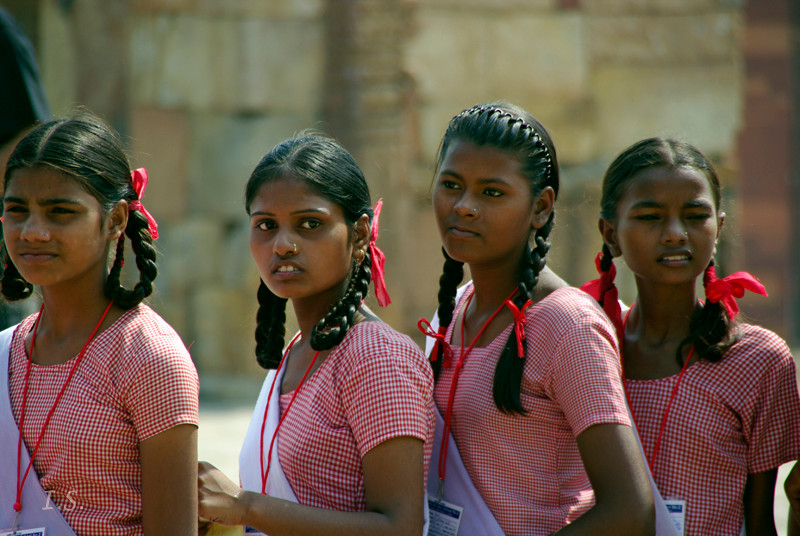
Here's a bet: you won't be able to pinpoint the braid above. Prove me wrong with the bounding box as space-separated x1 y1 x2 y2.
254 280 288 369
492 215 553 414
676 260 738 365
104 210 158 309
597 243 625 341
432 249 464 378
310 252 372 351
0 250 33 301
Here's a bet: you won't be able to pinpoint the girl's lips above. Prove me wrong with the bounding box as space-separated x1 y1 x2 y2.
272 263 303 279
19 252 57 264
658 253 691 267
448 225 479 239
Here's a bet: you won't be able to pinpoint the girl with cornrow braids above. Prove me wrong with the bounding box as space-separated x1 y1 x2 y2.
582 137 800 535
418 102 654 535
0 115 199 536
197 134 435 536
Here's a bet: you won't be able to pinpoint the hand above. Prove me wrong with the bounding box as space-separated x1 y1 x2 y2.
786 463 800 531
198 461 248 526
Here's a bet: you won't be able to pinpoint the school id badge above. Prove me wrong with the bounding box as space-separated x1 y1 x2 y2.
427 495 463 536
0 528 46 536
664 498 686 536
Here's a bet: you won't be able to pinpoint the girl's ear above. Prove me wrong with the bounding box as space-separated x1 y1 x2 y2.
106 201 129 242
531 186 555 230
599 218 622 257
352 213 370 259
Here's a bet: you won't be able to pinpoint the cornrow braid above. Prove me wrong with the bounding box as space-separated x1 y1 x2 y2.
431 249 465 378
676 260 738 365
104 209 158 309
254 280 288 369
311 253 372 351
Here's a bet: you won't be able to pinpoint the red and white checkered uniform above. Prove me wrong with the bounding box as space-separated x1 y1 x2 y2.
8 305 199 536
625 323 800 536
435 285 630 535
271 321 435 511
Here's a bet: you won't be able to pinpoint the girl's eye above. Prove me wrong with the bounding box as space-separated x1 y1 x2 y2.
256 220 276 231
3 205 26 214
633 213 660 221
299 219 321 230
686 213 711 221
440 179 461 190
50 206 75 215
483 188 503 198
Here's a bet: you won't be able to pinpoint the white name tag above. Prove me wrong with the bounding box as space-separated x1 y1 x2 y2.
427 496 463 536
0 528 46 536
243 527 265 535
664 499 686 536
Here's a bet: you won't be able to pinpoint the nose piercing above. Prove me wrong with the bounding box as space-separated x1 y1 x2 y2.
291 243 297 254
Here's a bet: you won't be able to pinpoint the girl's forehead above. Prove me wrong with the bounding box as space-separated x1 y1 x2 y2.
5 167 85 196
621 166 716 203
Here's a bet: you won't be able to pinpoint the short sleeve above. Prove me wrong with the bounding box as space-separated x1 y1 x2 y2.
743 336 800 473
121 335 199 441
546 315 630 437
339 328 434 457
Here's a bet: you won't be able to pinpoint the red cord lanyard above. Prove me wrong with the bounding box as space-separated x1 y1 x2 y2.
621 308 695 477
259 333 320 494
14 301 114 515
438 287 517 485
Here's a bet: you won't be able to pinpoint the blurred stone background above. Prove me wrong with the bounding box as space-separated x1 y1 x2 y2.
2 0 798 402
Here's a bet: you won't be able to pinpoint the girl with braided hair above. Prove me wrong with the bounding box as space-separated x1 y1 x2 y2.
418 102 654 535
582 137 800 535
0 115 199 535
197 134 435 535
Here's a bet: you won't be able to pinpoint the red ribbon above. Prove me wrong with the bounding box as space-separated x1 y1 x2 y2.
417 318 453 367
581 252 624 342
129 168 159 240
368 199 390 307
704 265 767 319
504 299 532 358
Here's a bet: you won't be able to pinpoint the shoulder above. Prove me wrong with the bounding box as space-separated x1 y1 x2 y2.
725 323 794 367
528 286 612 331
340 321 426 365
110 304 191 363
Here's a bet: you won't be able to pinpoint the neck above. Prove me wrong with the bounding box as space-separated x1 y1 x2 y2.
628 280 698 347
467 248 527 317
290 280 351 342
38 281 112 339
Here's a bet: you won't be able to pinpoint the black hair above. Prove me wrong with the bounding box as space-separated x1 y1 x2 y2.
433 102 559 415
1 115 157 308
245 135 375 369
598 137 736 364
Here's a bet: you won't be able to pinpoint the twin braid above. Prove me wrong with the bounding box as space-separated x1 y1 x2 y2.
252 250 373 370
254 280 288 369
104 209 158 308
0 248 33 301
493 214 552 414
310 252 372 351
431 250 465 379
679 259 738 364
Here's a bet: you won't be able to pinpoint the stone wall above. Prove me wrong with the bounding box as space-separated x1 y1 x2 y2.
11 0 778 397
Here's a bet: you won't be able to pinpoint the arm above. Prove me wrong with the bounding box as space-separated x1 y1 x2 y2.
742 469 778 535
553 423 654 536
787 463 800 536
140 423 198 536
198 435 425 536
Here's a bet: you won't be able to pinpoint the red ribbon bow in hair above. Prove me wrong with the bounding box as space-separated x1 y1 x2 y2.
580 252 624 342
368 199 391 307
129 168 159 240
704 265 767 319
504 299 532 358
417 318 453 367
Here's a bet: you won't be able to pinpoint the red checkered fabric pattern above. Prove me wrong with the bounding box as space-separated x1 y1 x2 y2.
275 321 435 512
435 285 630 535
626 323 800 536
8 305 199 536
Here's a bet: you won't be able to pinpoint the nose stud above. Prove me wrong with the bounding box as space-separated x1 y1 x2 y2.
291 243 297 254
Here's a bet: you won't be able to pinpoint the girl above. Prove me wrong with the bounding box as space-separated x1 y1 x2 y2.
0 116 199 535
418 102 654 535
583 137 800 535
197 135 435 535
